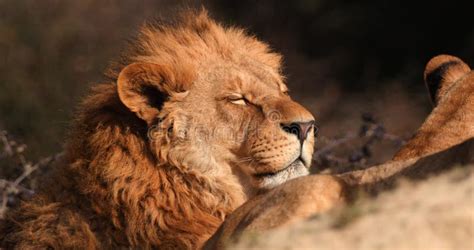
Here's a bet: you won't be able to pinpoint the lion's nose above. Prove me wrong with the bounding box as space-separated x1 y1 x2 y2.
280 120 315 144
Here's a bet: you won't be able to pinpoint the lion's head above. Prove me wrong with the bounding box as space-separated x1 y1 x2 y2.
1 10 317 249
116 11 315 193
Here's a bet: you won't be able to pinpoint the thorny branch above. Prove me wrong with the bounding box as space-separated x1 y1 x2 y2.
313 113 406 173
0 131 61 219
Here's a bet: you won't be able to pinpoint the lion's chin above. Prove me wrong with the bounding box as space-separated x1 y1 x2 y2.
251 159 309 190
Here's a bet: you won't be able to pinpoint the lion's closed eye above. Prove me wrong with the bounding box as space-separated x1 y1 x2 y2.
228 94 248 106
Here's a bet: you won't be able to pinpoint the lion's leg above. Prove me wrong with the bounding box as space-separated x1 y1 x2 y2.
204 175 348 249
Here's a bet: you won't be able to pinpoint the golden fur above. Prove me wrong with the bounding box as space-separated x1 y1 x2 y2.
204 55 474 249
1 10 316 249
393 55 474 160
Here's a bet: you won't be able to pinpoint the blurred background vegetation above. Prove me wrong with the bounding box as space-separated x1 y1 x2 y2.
0 0 472 164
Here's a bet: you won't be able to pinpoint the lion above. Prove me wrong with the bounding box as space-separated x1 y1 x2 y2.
0 10 317 249
203 55 474 249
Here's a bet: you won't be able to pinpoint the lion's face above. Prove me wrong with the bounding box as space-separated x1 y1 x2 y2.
152 61 315 192
118 61 315 194
116 17 315 195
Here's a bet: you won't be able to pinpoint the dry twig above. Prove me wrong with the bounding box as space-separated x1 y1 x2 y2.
0 131 60 219
313 113 406 173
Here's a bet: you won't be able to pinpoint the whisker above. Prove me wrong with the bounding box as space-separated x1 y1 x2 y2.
235 157 253 163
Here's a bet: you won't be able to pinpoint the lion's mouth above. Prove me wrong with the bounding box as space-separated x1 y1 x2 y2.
253 157 305 179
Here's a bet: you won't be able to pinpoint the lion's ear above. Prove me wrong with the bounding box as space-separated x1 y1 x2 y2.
117 63 177 124
424 55 471 105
